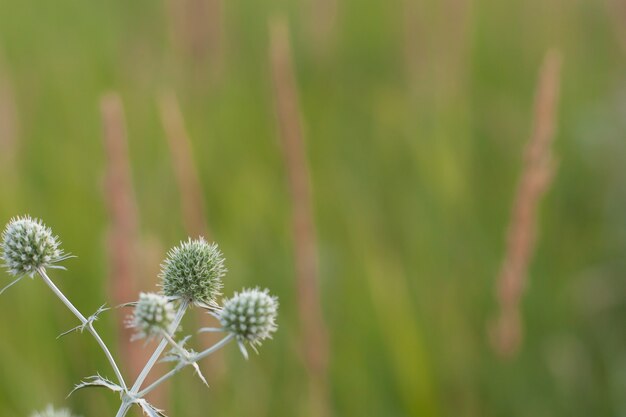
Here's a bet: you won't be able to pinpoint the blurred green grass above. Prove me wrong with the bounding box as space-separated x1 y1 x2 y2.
1 0 625 416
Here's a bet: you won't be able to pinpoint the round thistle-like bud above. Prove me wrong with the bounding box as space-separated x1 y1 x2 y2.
219 288 278 347
160 238 226 306
1 216 68 277
130 292 176 340
31 405 80 417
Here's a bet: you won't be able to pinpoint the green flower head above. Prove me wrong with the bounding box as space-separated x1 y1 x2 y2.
1 216 69 277
219 288 278 350
160 238 226 306
130 292 176 340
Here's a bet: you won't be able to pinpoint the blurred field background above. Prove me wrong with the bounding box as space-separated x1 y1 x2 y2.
1 0 626 416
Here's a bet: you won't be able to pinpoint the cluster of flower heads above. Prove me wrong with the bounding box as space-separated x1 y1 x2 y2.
219 288 278 355
30 405 80 417
1 215 281 417
1 216 68 277
130 292 176 340
0 217 280 356
160 238 226 307
127 238 279 353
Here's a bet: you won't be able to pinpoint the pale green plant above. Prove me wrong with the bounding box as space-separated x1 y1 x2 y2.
1 216 279 417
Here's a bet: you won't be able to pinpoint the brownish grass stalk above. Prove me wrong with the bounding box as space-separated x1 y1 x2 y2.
305 0 338 56
402 0 425 89
490 50 562 359
158 91 209 239
165 0 222 80
101 93 142 372
0 56 18 170
101 93 171 407
269 15 331 417
403 0 472 96
607 0 626 55
157 90 227 383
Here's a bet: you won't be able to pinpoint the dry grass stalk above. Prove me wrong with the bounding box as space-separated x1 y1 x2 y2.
607 0 626 54
402 0 426 89
158 91 209 239
403 0 472 96
165 0 222 79
305 0 338 55
269 16 331 417
101 93 165 402
158 90 227 381
101 93 141 369
0 58 18 169
490 50 562 359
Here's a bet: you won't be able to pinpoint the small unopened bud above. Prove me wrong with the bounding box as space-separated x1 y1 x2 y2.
220 288 278 348
160 238 226 306
1 216 68 277
130 292 176 340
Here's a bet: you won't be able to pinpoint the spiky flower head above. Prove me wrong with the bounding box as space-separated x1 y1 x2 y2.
31 405 80 417
220 288 278 353
160 238 226 306
130 292 176 340
1 216 68 277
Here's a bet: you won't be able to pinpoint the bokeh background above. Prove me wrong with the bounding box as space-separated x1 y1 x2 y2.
1 0 625 416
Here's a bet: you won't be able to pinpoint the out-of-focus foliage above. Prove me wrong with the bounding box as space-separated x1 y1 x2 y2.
0 0 624 416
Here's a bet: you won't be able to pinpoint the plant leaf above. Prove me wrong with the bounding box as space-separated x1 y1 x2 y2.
198 327 223 333
116 301 138 309
57 304 109 339
0 275 25 296
136 399 168 417
190 361 209 388
68 375 123 397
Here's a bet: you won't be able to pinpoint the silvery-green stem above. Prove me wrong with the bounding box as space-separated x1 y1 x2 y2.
136 363 184 399
114 400 132 417
162 331 188 357
130 299 189 393
37 267 127 390
137 334 234 398
193 333 234 361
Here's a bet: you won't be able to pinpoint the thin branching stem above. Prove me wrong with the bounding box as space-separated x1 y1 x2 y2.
194 333 235 361
114 400 132 417
37 267 127 390
130 299 189 393
137 334 234 398
137 364 184 400
162 331 188 357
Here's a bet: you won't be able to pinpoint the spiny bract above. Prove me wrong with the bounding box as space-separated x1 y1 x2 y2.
131 292 176 340
1 216 68 277
219 288 278 347
160 238 226 306
31 405 80 417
